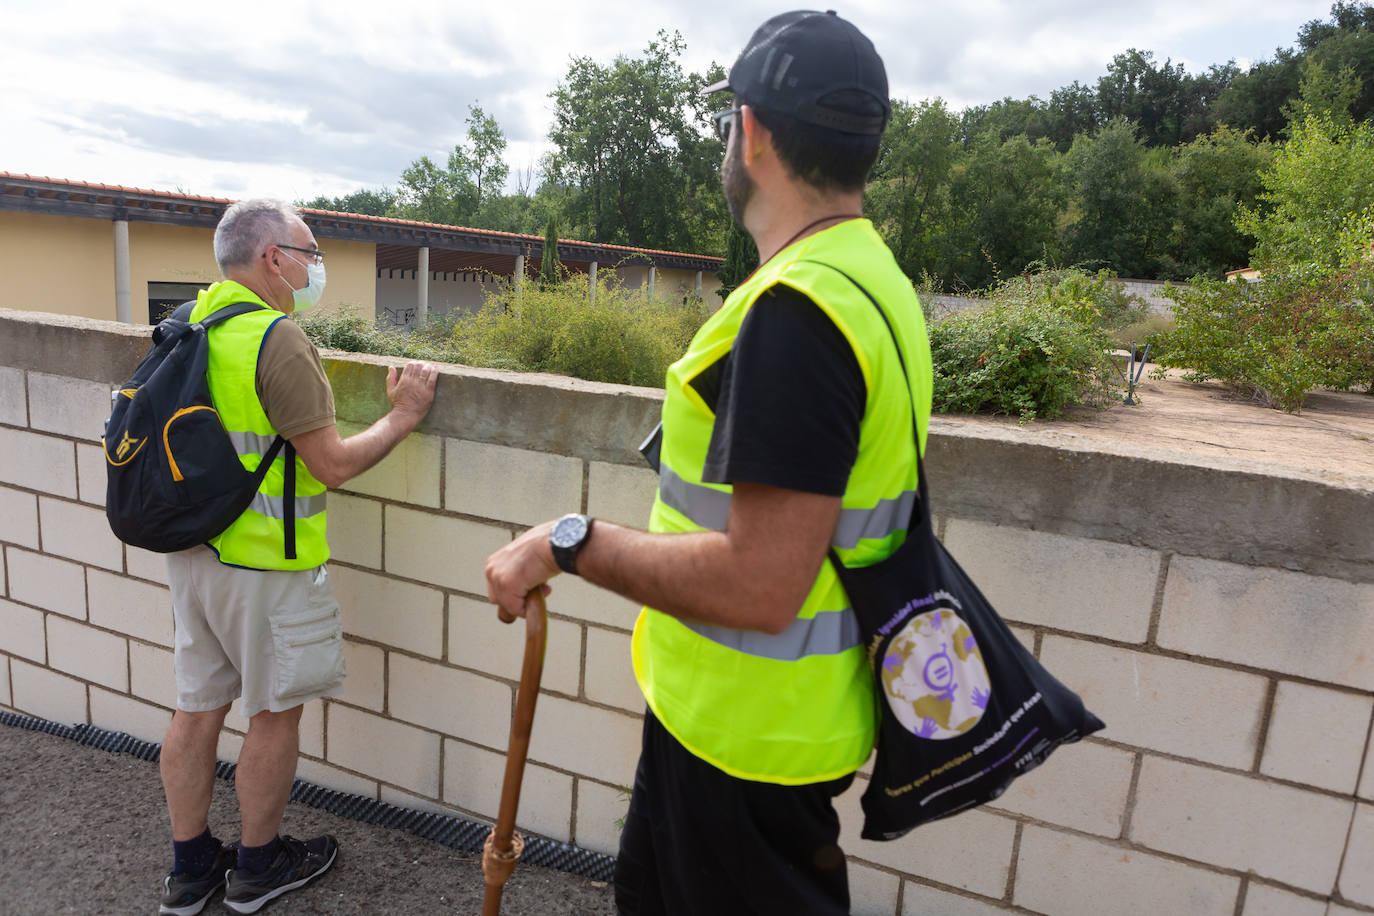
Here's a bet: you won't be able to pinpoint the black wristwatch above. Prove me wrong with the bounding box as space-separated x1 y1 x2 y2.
550 513 594 575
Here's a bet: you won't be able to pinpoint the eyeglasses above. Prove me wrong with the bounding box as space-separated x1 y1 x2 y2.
711 107 740 144
275 243 326 265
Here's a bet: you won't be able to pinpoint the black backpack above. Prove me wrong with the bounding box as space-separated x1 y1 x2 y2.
104 301 288 553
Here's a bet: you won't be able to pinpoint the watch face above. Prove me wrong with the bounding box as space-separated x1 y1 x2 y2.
552 514 588 548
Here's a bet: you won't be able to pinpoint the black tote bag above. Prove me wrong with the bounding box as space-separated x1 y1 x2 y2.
820 265 1105 841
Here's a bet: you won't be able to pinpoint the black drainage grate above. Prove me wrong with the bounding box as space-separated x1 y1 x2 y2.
0 710 617 882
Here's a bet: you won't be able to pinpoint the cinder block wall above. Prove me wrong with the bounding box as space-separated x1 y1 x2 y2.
1 308 1370 916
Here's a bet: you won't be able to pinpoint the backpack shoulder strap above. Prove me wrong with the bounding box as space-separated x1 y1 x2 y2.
197 301 271 329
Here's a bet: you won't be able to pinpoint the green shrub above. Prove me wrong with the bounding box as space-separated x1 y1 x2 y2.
299 272 710 388
927 266 1135 421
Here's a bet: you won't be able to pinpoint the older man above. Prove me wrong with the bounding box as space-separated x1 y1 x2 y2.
157 200 437 915
485 11 932 914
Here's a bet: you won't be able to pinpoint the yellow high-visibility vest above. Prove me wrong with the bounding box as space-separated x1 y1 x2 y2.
190 281 329 570
632 219 933 784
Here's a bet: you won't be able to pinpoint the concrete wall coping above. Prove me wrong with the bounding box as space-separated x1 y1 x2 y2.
3 307 1369 583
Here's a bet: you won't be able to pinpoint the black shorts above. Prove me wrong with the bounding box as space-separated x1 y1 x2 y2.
614 709 855 916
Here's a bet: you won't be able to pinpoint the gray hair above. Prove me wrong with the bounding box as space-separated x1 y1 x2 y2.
213 199 300 273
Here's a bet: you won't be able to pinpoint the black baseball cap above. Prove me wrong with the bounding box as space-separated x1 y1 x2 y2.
704 9 890 135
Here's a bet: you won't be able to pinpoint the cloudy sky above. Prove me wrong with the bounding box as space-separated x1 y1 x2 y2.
0 0 1336 203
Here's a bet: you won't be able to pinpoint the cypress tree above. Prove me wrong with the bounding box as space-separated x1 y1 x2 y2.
540 217 561 287
717 221 759 301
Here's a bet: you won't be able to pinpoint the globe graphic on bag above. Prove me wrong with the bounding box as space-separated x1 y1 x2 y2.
880 607 992 740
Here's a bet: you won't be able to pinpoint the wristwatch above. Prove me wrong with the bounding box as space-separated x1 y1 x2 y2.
550 513 594 575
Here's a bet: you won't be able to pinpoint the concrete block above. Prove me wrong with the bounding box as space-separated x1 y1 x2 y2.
846 862 899 916
38 497 123 571
299 699 324 759
76 443 106 507
0 598 47 662
10 659 87 725
47 615 127 690
1039 636 1267 769
901 883 1006 916
129 642 176 709
1158 557 1374 691
0 366 26 426
573 779 629 857
327 704 440 797
331 565 444 658
334 640 385 712
1008 624 1036 656
987 739 1134 838
1341 803 1374 906
125 546 169 586
1014 824 1240 916
327 493 382 570
587 461 657 528
388 653 511 749
383 505 509 596
87 569 174 647
0 656 10 707
585 627 641 713
337 425 441 508
215 730 244 765
28 372 110 441
1362 727 1374 802
1329 905 1372 916
942 519 1160 642
527 695 641 786
444 439 582 526
294 757 379 800
1130 755 1353 892
1242 883 1327 916
90 688 171 744
441 739 574 842
446 594 581 698
7 548 86 618
0 487 39 548
840 778 1015 897
1261 681 1373 794
550 573 641 629
0 427 76 497
379 786 465 818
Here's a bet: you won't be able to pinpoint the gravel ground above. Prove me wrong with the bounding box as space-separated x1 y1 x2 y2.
0 723 616 915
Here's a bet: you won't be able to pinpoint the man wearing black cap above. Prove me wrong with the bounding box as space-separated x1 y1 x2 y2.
485 10 932 913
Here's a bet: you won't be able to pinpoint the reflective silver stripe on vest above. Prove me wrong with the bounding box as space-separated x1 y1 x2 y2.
658 464 917 549
226 430 279 456
682 607 861 660
247 491 327 521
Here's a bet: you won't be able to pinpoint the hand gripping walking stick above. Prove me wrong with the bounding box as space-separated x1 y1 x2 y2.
481 589 549 916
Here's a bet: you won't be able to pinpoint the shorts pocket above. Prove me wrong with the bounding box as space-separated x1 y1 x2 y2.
269 604 345 703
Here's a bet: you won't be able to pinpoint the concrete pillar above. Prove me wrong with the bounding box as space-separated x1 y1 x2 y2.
646 264 655 298
514 254 525 298
588 261 598 303
113 220 132 324
417 246 430 324
695 270 703 297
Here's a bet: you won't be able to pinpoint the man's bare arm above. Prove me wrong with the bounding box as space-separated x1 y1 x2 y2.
290 361 437 488
484 482 841 632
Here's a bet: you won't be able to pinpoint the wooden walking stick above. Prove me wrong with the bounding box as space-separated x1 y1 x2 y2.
481 588 549 916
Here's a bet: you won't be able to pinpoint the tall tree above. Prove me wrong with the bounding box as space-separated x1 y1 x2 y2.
716 220 759 301
1166 126 1273 277
300 187 397 216
540 217 562 287
395 103 510 227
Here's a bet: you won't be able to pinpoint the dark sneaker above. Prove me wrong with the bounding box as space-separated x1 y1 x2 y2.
159 845 237 915
223 834 339 914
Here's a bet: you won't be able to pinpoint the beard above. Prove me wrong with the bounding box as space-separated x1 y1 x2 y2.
721 135 755 226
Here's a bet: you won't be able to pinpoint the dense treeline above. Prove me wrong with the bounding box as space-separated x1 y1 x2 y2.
305 2 1374 291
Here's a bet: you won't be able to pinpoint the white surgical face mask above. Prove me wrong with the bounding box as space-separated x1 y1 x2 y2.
279 252 327 312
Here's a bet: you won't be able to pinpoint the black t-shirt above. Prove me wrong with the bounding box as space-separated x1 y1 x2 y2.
699 285 866 496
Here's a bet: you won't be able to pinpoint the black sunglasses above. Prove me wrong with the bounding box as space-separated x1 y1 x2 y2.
711 107 740 144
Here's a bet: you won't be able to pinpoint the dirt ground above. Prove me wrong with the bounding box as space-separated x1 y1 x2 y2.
0 724 616 915
934 365 1374 486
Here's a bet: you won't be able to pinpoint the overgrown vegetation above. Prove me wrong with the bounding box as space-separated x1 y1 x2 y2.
299 273 710 388
927 268 1145 421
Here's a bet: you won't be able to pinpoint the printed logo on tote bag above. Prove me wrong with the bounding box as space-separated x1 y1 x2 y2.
879 592 991 740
